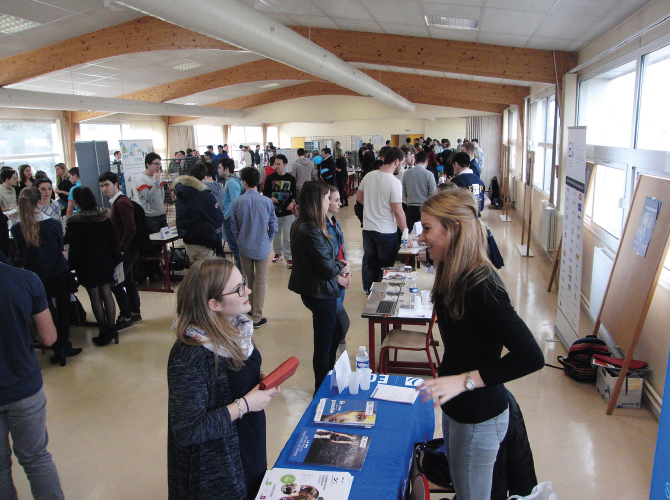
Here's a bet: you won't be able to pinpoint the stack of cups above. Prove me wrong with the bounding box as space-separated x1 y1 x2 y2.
359 368 372 391
348 371 359 395
421 290 431 306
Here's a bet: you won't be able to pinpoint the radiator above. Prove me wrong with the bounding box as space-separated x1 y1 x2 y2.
538 200 557 252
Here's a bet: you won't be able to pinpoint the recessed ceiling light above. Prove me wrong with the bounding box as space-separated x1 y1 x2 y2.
184 102 198 106
425 16 478 30
173 61 204 71
260 83 280 89
74 90 96 96
0 14 41 34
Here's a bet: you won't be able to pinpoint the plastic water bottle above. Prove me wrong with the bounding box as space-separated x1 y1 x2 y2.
356 346 370 370
409 277 418 305
401 237 408 250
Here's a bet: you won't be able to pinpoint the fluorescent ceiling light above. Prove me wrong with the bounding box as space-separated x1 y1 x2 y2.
184 102 198 105
425 16 478 30
74 90 97 96
0 14 41 34
259 83 280 89
173 61 204 71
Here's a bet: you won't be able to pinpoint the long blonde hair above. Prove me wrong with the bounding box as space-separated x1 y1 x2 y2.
421 188 495 320
174 258 247 369
18 187 42 247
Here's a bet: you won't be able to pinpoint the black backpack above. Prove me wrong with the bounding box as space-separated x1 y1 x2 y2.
490 176 503 209
557 336 611 382
114 196 151 253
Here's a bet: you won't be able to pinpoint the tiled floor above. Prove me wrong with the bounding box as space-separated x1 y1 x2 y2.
12 204 658 500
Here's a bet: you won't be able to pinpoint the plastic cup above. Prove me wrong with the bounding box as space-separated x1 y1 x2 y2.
348 372 360 395
359 368 372 391
414 296 423 310
421 290 430 305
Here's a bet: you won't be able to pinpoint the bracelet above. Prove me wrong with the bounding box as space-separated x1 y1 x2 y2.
242 396 250 414
235 398 244 419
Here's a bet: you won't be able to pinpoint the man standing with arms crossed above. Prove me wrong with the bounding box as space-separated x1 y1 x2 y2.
231 167 278 329
0 262 64 499
356 147 412 294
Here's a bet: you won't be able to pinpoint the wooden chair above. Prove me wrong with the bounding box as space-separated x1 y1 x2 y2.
378 309 440 378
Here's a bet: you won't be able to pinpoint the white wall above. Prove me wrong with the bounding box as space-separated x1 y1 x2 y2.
424 118 467 144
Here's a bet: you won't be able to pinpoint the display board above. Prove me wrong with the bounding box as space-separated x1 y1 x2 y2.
594 173 670 414
73 140 110 208
554 127 586 349
118 139 154 202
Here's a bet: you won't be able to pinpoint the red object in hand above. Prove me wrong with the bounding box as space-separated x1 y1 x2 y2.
259 356 300 390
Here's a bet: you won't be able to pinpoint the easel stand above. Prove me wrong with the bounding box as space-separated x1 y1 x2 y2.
518 151 534 257
593 174 670 414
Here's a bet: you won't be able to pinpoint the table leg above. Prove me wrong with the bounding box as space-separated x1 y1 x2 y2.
369 319 376 372
162 242 172 292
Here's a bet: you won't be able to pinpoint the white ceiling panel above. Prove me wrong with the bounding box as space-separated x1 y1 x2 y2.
255 0 326 17
421 2 481 21
476 32 530 48
0 0 74 24
364 0 426 26
312 0 374 21
330 18 382 33
427 26 478 41
39 0 95 14
534 13 613 41
483 0 557 13
285 14 339 29
526 36 584 52
45 13 110 34
552 0 649 19
479 8 547 36
380 22 431 37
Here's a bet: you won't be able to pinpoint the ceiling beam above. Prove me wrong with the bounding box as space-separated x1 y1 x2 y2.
290 26 577 84
360 69 529 105
0 16 241 87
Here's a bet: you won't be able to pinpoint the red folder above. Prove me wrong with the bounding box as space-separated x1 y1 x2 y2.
592 354 648 371
259 356 300 390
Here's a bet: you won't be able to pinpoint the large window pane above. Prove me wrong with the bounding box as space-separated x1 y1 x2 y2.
587 164 626 238
532 147 545 186
543 147 553 193
194 125 223 152
79 123 122 148
637 44 670 151
0 122 57 156
578 61 636 147
266 126 279 148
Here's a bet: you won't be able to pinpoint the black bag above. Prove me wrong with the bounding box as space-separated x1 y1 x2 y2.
414 438 453 490
557 336 611 382
490 176 503 209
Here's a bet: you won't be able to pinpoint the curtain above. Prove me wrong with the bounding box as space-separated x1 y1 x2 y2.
465 115 502 189
167 126 195 159
121 121 168 159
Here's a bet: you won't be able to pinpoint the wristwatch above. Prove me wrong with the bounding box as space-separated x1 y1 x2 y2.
465 371 475 391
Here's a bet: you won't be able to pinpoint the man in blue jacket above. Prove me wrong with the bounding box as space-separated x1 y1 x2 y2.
174 163 224 263
219 157 243 272
451 151 486 215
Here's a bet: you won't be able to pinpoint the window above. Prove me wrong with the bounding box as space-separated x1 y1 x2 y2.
79 123 122 147
637 44 670 151
194 125 223 153
0 121 62 180
229 125 262 150
585 163 626 239
578 60 636 148
266 126 279 148
508 108 517 173
528 94 556 193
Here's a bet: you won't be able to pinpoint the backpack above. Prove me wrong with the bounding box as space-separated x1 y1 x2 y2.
557 336 611 382
490 176 503 209
113 196 150 253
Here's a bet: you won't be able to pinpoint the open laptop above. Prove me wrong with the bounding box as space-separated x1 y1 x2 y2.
363 283 404 317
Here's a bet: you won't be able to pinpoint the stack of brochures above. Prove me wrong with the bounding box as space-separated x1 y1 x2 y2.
314 399 377 428
288 428 371 471
255 468 353 500
370 384 420 404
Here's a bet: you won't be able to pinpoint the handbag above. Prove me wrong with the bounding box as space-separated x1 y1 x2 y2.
509 481 558 500
413 438 453 490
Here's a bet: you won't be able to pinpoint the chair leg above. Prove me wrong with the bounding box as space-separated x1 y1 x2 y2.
426 347 437 378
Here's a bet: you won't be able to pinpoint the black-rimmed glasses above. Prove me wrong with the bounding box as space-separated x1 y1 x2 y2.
220 276 248 297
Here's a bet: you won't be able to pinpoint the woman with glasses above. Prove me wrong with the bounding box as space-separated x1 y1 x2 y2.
288 181 350 392
168 258 279 500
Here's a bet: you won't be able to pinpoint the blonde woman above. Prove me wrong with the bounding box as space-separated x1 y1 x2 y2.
417 189 544 500
11 187 79 365
168 258 279 500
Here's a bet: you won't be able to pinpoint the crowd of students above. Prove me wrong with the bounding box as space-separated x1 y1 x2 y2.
1 137 543 500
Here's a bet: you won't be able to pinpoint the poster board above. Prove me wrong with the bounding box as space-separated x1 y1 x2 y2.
594 173 670 414
118 139 154 202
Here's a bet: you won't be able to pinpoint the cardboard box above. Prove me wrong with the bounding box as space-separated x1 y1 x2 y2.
596 365 644 409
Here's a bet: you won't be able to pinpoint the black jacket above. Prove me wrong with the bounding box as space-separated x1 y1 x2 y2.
174 176 225 249
288 221 345 299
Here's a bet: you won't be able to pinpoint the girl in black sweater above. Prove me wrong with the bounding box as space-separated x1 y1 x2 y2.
417 189 544 500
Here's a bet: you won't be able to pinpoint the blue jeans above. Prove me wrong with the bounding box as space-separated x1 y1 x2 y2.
362 230 399 292
441 407 509 500
222 218 242 273
301 295 345 392
0 388 64 500
112 244 140 318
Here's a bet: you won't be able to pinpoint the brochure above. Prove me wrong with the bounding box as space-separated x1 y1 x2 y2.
314 399 377 428
288 429 371 471
370 383 420 404
254 468 353 500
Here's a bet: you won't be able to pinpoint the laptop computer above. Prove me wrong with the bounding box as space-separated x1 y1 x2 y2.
363 284 404 317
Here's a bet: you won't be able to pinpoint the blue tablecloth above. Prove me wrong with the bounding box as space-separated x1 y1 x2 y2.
275 373 435 500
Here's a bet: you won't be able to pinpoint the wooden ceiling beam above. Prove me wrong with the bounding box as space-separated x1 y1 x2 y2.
0 16 242 87
290 26 577 84
360 69 529 105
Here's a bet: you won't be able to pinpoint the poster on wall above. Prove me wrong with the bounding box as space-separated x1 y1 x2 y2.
118 139 154 202
555 126 586 349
